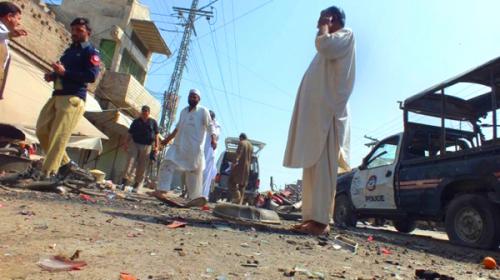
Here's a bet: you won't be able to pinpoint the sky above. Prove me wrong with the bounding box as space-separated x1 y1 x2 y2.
51 0 500 190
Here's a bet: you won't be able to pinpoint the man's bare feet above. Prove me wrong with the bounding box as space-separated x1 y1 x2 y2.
291 220 313 230
292 221 330 236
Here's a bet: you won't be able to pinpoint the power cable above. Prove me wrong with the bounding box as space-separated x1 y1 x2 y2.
207 24 238 132
198 0 274 38
230 0 243 128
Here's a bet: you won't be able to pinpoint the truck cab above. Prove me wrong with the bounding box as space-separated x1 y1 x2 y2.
335 56 500 249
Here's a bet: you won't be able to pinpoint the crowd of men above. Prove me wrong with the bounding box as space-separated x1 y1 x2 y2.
126 88 254 207
0 1 356 236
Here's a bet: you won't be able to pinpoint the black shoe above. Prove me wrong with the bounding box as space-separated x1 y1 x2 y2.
57 161 94 182
57 161 77 178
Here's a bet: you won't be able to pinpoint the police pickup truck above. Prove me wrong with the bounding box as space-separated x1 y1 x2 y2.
334 57 500 249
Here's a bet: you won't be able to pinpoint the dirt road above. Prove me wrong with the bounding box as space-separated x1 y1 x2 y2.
0 188 499 280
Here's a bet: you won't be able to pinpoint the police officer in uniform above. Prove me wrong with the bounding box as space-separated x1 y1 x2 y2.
36 18 100 180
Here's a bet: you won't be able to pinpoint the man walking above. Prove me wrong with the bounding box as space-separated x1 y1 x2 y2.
0 1 27 99
152 89 217 203
202 110 221 198
122 105 159 192
283 6 355 235
36 18 100 180
228 133 253 204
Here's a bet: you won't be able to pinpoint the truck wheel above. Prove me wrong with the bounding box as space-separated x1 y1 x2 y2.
334 194 357 227
393 219 416 233
445 194 500 249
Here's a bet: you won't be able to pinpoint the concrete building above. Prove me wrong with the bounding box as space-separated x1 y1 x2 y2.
49 0 171 182
0 0 108 159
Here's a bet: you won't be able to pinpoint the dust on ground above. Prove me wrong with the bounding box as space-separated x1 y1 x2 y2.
0 188 499 280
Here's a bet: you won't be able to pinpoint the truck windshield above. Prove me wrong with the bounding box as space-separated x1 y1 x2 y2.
366 136 399 169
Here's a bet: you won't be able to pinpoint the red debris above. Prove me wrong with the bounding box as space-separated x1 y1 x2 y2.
166 220 187 229
380 247 392 255
38 256 87 271
120 272 138 280
79 194 96 203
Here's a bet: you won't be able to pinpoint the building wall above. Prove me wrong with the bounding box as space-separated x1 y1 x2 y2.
7 0 104 93
9 0 71 69
54 0 131 41
52 0 152 76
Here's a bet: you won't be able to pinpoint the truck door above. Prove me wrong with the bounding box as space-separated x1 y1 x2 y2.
350 135 401 210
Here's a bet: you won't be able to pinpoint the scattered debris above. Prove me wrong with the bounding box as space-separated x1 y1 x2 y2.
19 210 35 216
332 244 342 250
37 250 86 272
317 236 329 246
333 235 358 254
166 220 187 229
415 269 455 280
127 232 141 238
379 247 392 255
483 257 497 270
241 263 258 268
281 267 325 279
213 203 281 225
79 194 96 203
120 272 138 280
212 224 236 232
69 249 82 261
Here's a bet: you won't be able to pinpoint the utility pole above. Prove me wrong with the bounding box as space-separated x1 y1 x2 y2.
160 0 215 132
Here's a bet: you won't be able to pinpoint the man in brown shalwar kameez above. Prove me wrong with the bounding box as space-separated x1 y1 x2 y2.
228 133 253 204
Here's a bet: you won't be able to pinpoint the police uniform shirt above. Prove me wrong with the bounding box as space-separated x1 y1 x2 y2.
52 41 101 101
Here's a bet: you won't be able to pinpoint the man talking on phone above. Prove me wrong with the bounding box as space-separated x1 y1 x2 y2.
283 5 356 235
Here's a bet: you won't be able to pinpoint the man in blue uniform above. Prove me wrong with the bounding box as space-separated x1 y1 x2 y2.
36 17 100 179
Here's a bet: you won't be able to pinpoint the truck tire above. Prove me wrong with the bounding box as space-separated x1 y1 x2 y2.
445 194 500 249
393 219 416 233
334 194 357 227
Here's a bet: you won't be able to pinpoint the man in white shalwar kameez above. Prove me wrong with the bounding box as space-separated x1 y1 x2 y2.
283 6 355 235
202 110 221 198
152 89 217 202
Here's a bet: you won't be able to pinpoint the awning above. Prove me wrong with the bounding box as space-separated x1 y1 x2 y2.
130 19 171 56
0 50 108 152
12 125 103 151
85 93 102 112
85 110 133 136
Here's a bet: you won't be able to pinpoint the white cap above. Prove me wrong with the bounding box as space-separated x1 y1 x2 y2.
189 88 201 98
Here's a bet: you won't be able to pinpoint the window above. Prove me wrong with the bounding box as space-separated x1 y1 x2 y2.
119 49 146 84
366 137 399 169
99 39 116 70
130 30 149 57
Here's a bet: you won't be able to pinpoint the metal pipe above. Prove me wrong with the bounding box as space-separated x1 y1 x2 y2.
441 88 446 156
491 71 497 139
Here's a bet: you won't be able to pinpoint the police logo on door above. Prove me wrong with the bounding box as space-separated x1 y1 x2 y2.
366 175 377 191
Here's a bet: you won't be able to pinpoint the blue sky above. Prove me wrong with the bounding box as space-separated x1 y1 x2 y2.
51 0 500 189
